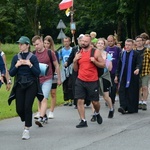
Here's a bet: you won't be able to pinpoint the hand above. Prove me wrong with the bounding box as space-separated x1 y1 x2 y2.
74 52 81 62
114 76 118 83
23 60 31 66
64 62 68 67
6 84 11 91
57 79 62 86
134 69 139 75
90 57 95 62
15 59 23 68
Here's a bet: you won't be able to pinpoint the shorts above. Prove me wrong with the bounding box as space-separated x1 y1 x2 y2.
41 79 52 99
140 75 150 87
102 78 111 92
75 78 99 101
51 83 57 89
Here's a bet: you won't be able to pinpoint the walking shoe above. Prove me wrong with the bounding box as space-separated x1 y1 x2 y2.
22 129 30 140
91 115 97 122
118 107 126 114
48 111 54 119
138 103 142 109
96 114 103 124
34 112 40 119
74 105 77 109
142 104 147 110
108 109 114 118
76 120 88 128
68 100 73 106
43 114 48 124
35 117 43 127
64 101 69 106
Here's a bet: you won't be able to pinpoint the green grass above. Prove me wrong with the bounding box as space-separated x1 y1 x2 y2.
0 43 64 120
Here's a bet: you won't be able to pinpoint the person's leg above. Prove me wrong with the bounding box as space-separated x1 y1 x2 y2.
92 101 103 124
141 75 150 110
15 85 26 122
88 81 102 124
103 92 113 109
75 78 88 128
77 99 85 120
110 74 117 104
103 92 114 118
48 84 57 119
63 78 69 105
90 103 97 122
76 98 88 128
35 79 52 127
50 89 56 112
24 82 37 127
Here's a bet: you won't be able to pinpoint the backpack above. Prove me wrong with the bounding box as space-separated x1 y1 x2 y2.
17 52 33 60
90 48 104 77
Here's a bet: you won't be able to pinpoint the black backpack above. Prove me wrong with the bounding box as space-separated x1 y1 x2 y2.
90 48 104 77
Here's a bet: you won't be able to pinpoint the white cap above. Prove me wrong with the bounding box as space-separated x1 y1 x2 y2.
77 34 84 40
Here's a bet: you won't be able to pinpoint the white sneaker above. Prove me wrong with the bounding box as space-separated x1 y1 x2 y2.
48 111 54 119
34 112 40 119
22 129 30 140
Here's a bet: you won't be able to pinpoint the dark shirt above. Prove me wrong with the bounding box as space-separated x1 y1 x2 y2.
106 46 121 74
9 52 40 81
0 55 5 75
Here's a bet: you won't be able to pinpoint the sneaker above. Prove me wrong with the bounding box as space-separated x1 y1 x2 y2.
68 100 73 106
91 115 97 122
142 104 147 110
118 107 126 114
74 105 77 109
96 114 103 124
138 103 142 109
35 117 43 127
43 114 48 124
34 112 40 119
64 101 69 106
108 110 114 118
48 111 54 119
22 129 30 140
76 120 88 128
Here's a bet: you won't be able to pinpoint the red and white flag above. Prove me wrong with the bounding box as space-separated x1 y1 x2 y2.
59 0 73 10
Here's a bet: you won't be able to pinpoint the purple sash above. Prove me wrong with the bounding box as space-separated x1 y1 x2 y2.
119 50 133 88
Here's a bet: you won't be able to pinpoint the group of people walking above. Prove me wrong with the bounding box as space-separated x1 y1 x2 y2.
0 31 149 140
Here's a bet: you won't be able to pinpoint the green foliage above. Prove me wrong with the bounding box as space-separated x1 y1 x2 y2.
0 0 150 42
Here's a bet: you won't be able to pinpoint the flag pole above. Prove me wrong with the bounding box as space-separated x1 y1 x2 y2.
70 0 76 46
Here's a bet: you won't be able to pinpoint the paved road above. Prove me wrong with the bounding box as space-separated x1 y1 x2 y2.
0 96 150 150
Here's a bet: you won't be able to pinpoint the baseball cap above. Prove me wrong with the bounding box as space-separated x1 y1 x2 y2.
17 36 30 44
77 34 84 40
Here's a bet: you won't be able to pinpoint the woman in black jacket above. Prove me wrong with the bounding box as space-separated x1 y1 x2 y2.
8 36 43 140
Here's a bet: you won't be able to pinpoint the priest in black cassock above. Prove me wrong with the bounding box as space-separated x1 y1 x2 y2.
115 39 141 114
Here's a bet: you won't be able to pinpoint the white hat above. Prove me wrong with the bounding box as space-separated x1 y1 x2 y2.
77 34 84 40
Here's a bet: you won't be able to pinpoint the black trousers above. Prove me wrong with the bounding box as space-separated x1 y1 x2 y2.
62 75 74 101
109 73 118 104
15 81 37 127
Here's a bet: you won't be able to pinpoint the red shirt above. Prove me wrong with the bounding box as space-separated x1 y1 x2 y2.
78 49 98 82
35 49 56 83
